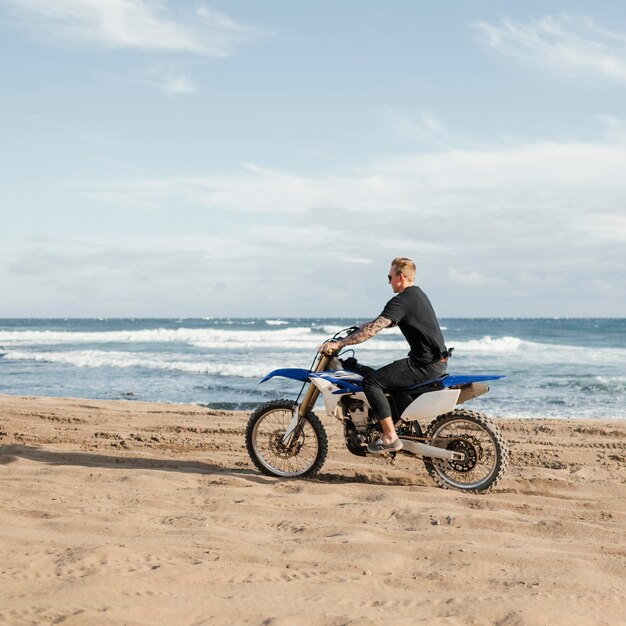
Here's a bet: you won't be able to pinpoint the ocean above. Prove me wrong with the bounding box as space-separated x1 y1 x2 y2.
0 318 624 419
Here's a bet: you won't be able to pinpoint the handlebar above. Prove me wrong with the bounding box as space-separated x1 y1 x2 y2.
318 325 360 356
333 325 359 340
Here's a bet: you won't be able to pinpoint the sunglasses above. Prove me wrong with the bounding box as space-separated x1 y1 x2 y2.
388 273 399 282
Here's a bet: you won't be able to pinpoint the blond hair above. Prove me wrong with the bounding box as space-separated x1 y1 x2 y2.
391 257 416 281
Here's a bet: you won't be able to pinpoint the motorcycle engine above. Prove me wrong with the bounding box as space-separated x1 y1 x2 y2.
341 398 371 457
345 399 369 433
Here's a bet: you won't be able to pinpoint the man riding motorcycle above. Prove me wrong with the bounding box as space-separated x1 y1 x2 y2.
320 257 450 454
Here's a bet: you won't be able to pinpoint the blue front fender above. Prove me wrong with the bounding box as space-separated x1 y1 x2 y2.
260 368 312 384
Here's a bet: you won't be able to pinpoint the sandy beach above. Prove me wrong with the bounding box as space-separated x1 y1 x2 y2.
0 394 624 625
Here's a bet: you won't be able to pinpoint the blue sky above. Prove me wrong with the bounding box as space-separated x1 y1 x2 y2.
1 0 625 317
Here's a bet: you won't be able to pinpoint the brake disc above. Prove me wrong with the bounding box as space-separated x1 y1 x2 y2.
443 435 482 472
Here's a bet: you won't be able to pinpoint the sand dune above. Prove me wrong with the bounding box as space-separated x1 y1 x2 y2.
0 394 624 625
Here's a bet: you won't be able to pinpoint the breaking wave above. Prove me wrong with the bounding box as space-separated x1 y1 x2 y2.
3 350 271 378
541 376 626 394
0 327 319 348
1 328 625 363
450 336 626 364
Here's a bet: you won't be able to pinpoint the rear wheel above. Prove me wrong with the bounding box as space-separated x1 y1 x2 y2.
246 399 328 478
423 409 509 493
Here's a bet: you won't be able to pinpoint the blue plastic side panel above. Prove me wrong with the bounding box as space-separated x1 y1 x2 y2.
260 368 312 384
310 373 364 394
260 368 503 390
442 375 505 387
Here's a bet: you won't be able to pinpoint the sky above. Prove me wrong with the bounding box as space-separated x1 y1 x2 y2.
1 0 625 318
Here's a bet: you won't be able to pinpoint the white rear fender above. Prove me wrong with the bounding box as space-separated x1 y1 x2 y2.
400 389 461 421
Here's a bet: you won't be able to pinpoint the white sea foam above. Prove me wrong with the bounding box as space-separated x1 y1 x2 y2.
265 319 289 326
3 350 271 378
591 376 626 392
447 335 626 364
0 325 406 351
2 328 625 364
451 336 525 353
543 375 626 390
0 327 315 347
312 324 348 336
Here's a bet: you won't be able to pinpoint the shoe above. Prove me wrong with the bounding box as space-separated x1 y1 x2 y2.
368 438 403 454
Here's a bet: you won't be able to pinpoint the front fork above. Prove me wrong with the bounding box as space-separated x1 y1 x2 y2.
281 352 331 446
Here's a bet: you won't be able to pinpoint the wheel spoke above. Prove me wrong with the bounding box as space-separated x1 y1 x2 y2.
250 407 322 477
428 415 504 489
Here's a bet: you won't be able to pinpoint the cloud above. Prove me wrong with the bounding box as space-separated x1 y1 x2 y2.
595 115 626 143
0 1 267 96
336 255 374 265
0 0 264 56
474 14 626 83
7 234 269 277
79 140 626 232
7 128 626 315
158 74 197 95
571 213 626 243
65 132 626 314
380 107 483 149
448 269 501 287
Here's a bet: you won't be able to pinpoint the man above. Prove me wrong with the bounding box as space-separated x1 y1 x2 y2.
320 257 449 454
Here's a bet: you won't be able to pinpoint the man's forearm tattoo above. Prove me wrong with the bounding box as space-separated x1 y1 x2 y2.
339 316 392 347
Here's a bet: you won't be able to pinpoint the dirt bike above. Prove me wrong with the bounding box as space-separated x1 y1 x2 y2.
245 326 509 492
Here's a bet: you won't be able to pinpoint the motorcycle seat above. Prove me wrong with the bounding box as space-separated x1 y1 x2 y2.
390 374 448 394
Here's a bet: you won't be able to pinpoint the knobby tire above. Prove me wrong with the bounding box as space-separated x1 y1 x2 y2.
245 399 329 478
422 408 509 493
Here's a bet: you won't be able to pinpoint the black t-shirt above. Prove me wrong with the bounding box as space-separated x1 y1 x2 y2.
379 285 447 364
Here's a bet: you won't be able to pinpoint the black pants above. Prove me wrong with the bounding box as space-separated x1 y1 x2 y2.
362 358 447 421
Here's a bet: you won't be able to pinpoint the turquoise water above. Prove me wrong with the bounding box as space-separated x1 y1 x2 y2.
1 318 624 419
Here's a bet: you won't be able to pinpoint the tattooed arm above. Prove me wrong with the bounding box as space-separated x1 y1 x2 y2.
339 316 393 347
319 316 392 353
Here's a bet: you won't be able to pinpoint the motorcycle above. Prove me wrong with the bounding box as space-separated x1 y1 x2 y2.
245 326 509 493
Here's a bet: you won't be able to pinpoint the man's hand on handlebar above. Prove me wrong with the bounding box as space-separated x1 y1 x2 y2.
318 341 341 355
318 326 362 355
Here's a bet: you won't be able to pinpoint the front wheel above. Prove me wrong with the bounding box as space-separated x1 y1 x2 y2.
423 409 509 493
245 399 328 478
